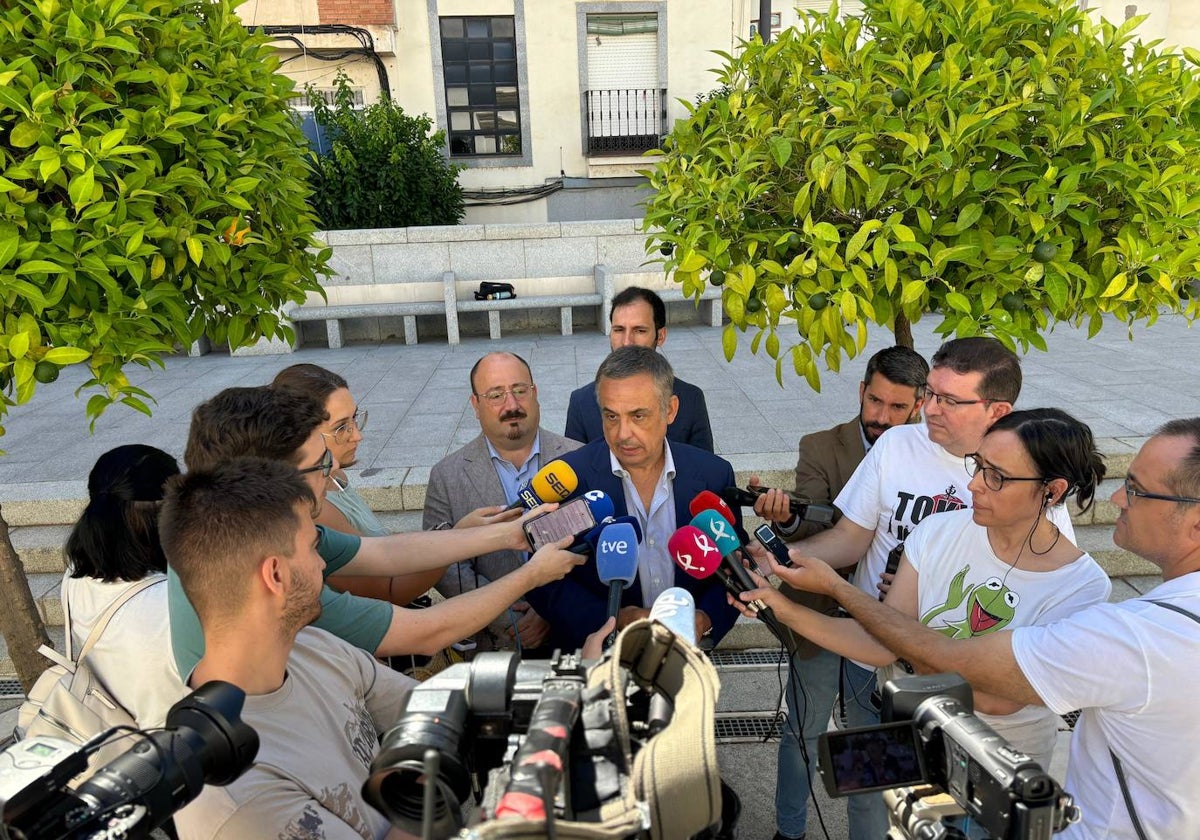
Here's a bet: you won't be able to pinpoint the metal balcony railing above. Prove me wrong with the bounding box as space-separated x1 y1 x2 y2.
585 88 666 155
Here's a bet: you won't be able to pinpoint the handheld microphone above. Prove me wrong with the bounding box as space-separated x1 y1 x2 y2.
688 510 787 643
688 489 739 527
720 486 837 525
648 587 697 644
581 489 616 523
510 459 579 510
645 587 697 735
667 525 723 581
595 522 639 649
575 514 643 554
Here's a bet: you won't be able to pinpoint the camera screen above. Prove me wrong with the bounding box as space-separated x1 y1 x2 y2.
817 721 927 797
523 497 596 551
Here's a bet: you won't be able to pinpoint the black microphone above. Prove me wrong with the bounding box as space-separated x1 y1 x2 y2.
720 486 837 525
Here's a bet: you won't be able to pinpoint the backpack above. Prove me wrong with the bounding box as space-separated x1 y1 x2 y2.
475 281 517 301
15 577 160 772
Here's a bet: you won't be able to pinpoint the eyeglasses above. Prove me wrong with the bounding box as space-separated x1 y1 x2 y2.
322 408 368 446
921 384 996 410
1122 476 1200 507
475 383 533 406
298 448 333 478
964 453 1045 492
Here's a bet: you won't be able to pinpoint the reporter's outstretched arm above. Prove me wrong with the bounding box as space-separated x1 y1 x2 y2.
344 506 551 578
373 536 584 657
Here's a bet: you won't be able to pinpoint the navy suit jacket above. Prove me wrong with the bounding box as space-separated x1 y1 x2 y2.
525 438 745 651
564 377 714 453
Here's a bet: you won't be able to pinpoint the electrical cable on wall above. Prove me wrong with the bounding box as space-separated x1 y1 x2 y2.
252 24 391 96
463 179 564 207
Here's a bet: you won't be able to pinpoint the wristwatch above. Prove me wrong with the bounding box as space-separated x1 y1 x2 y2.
431 521 453 531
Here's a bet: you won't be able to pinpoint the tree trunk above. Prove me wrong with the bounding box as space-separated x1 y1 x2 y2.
0 505 51 693
893 312 914 349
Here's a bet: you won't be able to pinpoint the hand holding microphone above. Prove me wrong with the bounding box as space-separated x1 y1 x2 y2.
725 480 838 526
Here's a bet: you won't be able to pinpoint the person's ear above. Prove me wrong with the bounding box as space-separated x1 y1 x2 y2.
259 555 286 598
655 326 668 348
988 400 1013 423
666 394 680 425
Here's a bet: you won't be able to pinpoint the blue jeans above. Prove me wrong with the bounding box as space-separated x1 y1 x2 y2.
842 661 890 840
775 647 841 838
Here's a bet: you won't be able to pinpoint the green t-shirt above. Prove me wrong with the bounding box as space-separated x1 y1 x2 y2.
167 525 392 677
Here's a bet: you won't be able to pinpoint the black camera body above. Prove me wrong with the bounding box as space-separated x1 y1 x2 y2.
817 674 1078 840
365 649 639 838
0 682 258 840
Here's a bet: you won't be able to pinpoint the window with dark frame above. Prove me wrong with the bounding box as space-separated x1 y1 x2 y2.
439 16 520 157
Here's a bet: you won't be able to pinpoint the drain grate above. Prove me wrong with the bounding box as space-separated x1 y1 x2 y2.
715 712 782 743
708 649 786 669
0 678 21 699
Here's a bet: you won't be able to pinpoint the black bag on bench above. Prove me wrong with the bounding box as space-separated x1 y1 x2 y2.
475 282 516 301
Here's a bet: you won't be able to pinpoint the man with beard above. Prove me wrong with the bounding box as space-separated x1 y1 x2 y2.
424 352 581 652
753 337 1074 840
749 346 928 840
164 457 418 839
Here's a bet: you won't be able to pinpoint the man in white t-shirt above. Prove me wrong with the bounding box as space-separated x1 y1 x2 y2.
777 420 1200 840
757 337 1072 839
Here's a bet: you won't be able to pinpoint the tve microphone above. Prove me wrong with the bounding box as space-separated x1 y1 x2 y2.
720 486 837 526
688 489 739 527
649 587 697 644
689 510 787 643
596 522 639 649
511 459 579 510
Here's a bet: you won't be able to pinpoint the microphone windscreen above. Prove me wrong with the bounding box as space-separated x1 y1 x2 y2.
668 526 722 580
689 489 738 526
720 486 759 509
530 460 578 503
649 587 697 643
689 509 742 558
596 522 639 586
581 489 616 523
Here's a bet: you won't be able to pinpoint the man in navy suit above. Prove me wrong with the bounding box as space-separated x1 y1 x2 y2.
565 287 714 452
530 346 741 651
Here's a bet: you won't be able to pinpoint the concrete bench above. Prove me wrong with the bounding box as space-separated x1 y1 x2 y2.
658 285 723 327
451 265 615 342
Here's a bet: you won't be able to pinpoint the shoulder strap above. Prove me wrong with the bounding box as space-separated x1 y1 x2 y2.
75 577 163 662
1109 599 1200 840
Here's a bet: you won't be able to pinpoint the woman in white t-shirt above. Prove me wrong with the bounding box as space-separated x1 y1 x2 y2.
62 445 186 727
737 408 1111 770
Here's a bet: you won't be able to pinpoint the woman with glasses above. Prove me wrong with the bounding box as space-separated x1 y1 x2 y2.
59 445 187 727
272 364 443 607
735 408 1110 772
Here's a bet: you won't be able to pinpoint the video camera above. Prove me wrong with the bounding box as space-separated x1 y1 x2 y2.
366 615 725 840
0 682 258 840
816 674 1079 840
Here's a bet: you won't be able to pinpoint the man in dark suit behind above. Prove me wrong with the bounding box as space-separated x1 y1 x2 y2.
751 346 929 840
565 286 713 452
530 346 741 651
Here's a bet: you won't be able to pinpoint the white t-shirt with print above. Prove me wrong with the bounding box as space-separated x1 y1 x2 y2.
906 508 1110 764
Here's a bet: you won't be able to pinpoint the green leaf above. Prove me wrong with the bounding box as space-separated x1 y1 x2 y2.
42 347 91 365
9 332 30 359
901 280 927 304
812 223 840 244
1101 273 1127 298
68 167 96 208
10 121 41 148
955 204 983 232
933 245 980 269
769 136 791 168
722 323 738 361
945 291 972 313
186 236 204 265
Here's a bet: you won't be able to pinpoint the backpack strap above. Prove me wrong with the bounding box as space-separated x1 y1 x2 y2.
73 577 163 662
1109 599 1200 840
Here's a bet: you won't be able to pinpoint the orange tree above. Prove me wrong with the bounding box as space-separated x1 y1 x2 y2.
644 0 1200 388
0 0 329 687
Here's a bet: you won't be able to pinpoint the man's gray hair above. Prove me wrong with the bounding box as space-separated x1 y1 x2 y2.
595 346 674 413
1155 417 1200 501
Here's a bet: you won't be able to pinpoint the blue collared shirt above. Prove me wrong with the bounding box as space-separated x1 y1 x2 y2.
485 432 542 506
610 443 678 606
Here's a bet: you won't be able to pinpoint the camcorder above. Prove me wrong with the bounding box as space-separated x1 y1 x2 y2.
817 674 1080 840
0 682 258 840
365 612 726 840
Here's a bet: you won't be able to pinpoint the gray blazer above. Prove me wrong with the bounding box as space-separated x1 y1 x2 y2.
422 429 581 599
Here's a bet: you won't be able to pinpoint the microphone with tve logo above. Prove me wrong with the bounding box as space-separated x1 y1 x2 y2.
596 522 639 649
509 459 579 510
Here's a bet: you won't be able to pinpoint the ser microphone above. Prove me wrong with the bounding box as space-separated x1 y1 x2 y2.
688 511 788 644
509 459 579 510
596 522 639 649
720 486 837 525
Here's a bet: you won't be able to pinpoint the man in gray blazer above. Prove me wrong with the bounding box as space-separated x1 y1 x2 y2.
424 351 581 652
